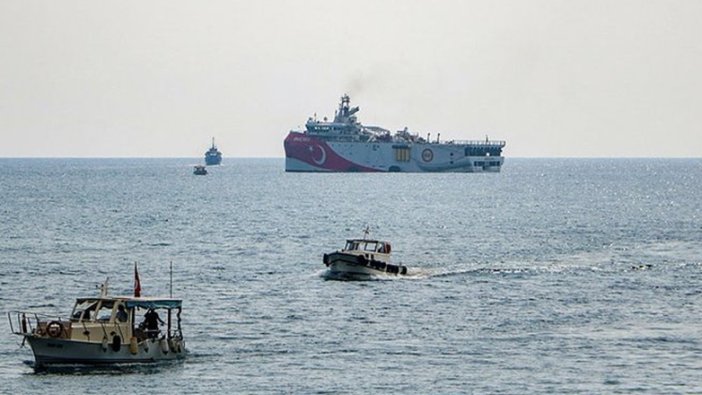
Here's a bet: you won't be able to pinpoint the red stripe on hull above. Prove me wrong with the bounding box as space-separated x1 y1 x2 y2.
283 132 380 172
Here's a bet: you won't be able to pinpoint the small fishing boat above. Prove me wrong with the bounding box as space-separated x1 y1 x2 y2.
193 165 207 175
8 270 186 369
322 228 409 280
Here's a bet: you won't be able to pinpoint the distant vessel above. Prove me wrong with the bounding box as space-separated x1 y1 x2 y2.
205 138 222 166
322 228 409 280
193 165 207 175
284 94 506 172
8 278 186 369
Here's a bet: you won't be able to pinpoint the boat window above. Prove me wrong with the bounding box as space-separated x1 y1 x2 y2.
345 241 360 251
71 300 99 322
96 300 115 322
363 242 378 252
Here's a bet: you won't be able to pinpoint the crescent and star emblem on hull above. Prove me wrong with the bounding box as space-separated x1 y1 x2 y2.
421 148 434 162
309 145 327 165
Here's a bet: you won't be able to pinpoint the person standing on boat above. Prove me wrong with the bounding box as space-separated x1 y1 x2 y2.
116 305 128 322
143 308 164 338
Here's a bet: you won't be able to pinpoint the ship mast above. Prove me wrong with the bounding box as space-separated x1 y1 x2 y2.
334 94 359 123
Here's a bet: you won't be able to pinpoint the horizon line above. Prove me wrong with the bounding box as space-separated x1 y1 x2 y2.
0 156 700 160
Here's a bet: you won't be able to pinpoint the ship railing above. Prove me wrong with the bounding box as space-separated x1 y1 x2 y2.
7 311 68 336
167 328 183 340
8 311 131 342
446 139 506 146
137 328 182 341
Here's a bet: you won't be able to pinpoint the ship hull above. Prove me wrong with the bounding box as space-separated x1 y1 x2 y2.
205 155 222 166
323 252 407 280
284 132 503 173
26 335 185 368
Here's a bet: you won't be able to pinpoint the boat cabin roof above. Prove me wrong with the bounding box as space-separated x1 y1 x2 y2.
344 239 391 253
75 296 182 309
346 238 387 244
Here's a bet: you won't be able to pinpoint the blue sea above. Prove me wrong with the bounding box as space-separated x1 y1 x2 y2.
1 158 701 394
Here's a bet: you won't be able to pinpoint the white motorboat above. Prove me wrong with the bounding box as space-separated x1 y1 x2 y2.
8 279 186 369
323 230 408 280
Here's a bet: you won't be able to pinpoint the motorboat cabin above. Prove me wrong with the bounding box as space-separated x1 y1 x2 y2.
344 239 392 258
67 296 183 342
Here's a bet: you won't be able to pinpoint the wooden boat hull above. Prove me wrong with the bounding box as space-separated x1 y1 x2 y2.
26 335 185 367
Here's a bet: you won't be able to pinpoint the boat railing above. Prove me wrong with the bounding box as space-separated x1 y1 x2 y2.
167 328 183 340
7 311 69 336
131 328 181 342
7 311 31 335
142 329 160 339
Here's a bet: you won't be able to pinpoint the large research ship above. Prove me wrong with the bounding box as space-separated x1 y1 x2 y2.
284 95 505 172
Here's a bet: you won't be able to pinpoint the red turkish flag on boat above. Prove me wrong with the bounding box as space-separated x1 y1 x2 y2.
134 262 141 297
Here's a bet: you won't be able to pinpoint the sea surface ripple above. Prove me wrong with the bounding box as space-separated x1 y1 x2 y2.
1 158 701 394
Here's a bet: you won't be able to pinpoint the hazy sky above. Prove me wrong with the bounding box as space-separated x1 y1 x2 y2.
1 0 701 158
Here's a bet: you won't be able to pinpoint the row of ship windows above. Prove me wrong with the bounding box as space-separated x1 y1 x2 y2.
393 147 501 165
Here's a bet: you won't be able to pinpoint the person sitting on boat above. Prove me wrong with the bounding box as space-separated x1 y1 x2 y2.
116 305 128 322
143 308 164 338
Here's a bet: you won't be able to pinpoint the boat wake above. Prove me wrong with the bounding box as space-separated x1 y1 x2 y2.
316 265 535 281
314 247 698 281
27 358 185 375
317 266 432 281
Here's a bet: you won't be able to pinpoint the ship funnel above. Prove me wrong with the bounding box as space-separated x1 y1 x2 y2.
348 106 360 116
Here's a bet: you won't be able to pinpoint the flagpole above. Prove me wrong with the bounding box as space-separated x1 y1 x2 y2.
168 261 173 339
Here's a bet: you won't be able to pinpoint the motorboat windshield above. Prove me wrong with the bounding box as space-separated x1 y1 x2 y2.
344 240 390 253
